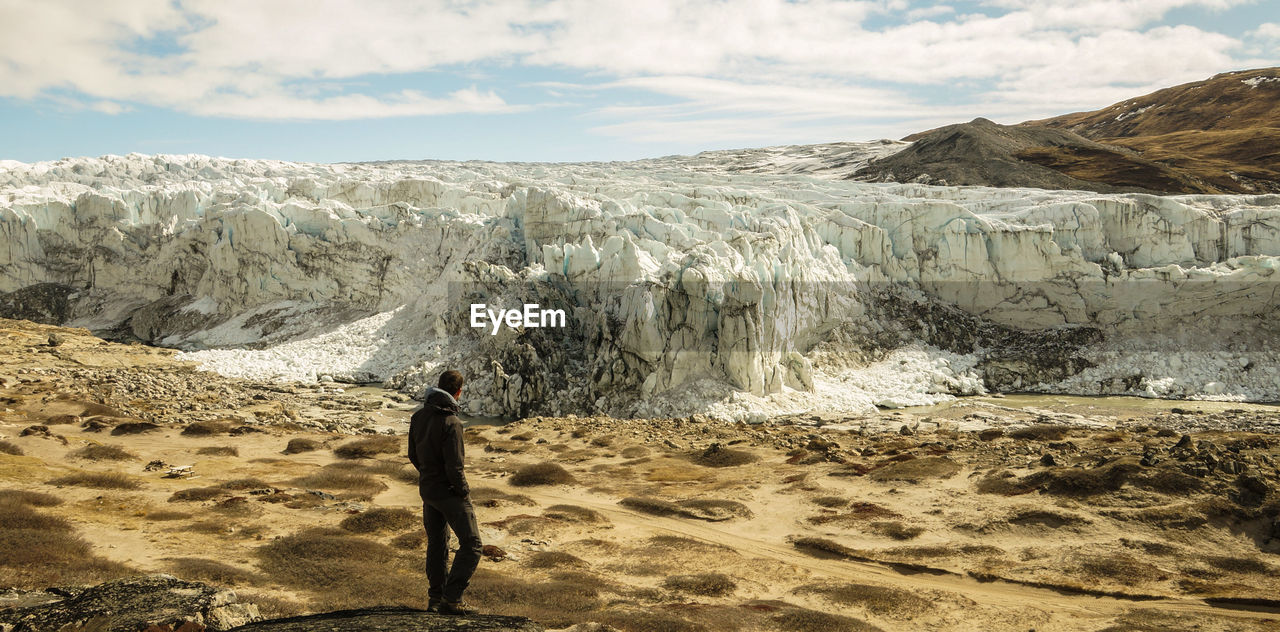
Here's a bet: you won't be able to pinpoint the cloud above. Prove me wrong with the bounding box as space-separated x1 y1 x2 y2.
0 0 1274 146
1250 22 1280 40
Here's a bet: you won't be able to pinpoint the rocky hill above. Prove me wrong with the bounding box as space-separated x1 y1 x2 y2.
1025 67 1280 194
854 67 1280 194
849 117 1189 193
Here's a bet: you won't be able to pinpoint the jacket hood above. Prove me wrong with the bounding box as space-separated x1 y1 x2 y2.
424 387 460 414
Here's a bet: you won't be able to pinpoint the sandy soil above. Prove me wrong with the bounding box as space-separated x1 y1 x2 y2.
2 318 1279 632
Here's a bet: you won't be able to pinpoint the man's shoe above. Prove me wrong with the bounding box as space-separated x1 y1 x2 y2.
427 598 443 613
437 601 478 616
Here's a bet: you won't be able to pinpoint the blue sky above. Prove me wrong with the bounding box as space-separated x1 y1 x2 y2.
0 0 1276 163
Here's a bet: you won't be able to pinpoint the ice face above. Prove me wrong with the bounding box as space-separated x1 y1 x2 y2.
2 151 1278 420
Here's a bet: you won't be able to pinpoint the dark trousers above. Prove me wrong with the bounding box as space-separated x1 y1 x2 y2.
422 494 483 603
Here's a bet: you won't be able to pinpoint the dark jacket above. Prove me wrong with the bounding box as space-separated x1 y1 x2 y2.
409 388 470 499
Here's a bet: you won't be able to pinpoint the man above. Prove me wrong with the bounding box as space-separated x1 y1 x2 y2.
408 369 483 616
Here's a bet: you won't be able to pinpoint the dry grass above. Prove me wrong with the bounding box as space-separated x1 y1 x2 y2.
471 486 535 507
510 462 577 487
0 499 133 588
467 568 602 627
220 478 272 490
1022 459 1144 496
620 497 752 521
868 521 925 540
196 446 239 457
1093 431 1129 443
975 469 1036 495
0 499 74 531
69 443 137 461
183 520 235 536
543 504 608 524
182 420 235 436
168 486 227 502
1203 555 1272 574
599 610 708 632
796 582 932 618
647 535 732 552
256 527 424 609
868 456 960 482
291 469 388 496
0 440 22 456
1006 508 1092 529
210 496 263 518
333 435 401 460
881 544 1004 560
1075 553 1168 585
283 438 321 454
525 551 588 569
111 422 161 435
771 607 884 632
235 591 309 619
165 557 260 585
0 489 62 507
790 536 862 560
144 510 192 521
1008 425 1071 441
812 495 848 508
662 573 737 597
339 507 418 534
46 471 142 490
807 502 901 526
366 460 419 485
390 531 425 550
689 444 758 468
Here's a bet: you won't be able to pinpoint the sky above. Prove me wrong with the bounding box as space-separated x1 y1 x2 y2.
0 0 1277 163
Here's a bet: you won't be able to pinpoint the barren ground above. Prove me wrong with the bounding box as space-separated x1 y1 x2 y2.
2 318 1279 631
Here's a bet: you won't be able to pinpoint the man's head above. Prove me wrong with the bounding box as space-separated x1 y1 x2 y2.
438 370 465 399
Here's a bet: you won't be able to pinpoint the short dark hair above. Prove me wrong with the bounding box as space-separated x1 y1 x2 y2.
438 370 465 394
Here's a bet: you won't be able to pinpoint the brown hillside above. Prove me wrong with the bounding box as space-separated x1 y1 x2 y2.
1018 67 1280 194
1027 67 1280 138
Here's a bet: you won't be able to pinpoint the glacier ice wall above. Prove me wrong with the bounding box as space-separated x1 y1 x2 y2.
2 152 1278 419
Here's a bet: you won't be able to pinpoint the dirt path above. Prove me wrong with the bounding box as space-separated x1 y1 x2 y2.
513 486 1280 625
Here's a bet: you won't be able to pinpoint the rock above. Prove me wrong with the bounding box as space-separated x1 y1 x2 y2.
1039 453 1057 467
19 425 49 437
46 334 64 347
1173 434 1193 450
227 606 540 631
978 428 1004 441
0 575 260 632
482 545 507 561
898 424 914 436
1238 472 1271 497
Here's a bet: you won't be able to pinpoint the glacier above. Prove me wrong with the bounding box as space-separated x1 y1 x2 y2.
1 149 1278 421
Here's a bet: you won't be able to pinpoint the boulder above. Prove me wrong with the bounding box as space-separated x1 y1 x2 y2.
0 575 259 632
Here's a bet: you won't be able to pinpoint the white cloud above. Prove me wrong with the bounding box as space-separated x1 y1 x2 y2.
0 0 1273 144
1250 22 1280 40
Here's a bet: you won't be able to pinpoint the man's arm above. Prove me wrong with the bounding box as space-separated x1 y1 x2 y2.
407 414 422 471
442 417 470 497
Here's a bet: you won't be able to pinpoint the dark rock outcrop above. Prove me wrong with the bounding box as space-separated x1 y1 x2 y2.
0 575 260 632
0 283 79 325
227 606 541 632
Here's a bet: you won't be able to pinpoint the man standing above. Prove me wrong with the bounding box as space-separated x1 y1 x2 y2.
408 369 483 615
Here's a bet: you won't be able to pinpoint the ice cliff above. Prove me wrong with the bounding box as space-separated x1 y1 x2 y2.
1 150 1278 420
